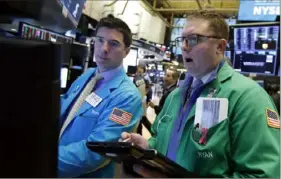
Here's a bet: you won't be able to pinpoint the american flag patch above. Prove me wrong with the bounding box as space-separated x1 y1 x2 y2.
109 108 132 126
266 108 280 129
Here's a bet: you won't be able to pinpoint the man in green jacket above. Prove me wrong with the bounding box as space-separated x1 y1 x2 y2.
121 10 280 178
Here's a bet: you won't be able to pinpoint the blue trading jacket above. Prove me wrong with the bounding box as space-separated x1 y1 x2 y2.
58 67 143 177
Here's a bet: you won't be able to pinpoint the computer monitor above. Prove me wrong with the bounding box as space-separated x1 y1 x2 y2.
70 42 89 67
0 37 60 177
123 47 138 73
59 0 86 27
159 71 165 77
238 0 279 22
61 67 69 88
19 22 73 43
233 23 280 76
224 50 232 60
127 65 137 75
157 64 163 71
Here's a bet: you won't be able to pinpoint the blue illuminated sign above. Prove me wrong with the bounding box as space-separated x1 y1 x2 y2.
238 0 280 21
60 0 86 25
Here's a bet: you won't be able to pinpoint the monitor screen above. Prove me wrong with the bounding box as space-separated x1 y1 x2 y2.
159 71 165 77
157 65 163 71
238 0 279 21
59 0 86 26
148 64 155 70
123 48 138 73
127 65 137 75
61 68 68 88
224 50 232 60
233 24 279 76
20 22 73 43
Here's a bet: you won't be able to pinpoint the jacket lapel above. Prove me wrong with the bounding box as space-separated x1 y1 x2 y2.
73 67 126 118
60 68 96 117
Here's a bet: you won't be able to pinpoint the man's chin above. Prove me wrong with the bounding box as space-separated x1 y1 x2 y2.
96 59 108 66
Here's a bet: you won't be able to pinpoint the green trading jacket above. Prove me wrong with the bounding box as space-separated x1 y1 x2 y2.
148 63 280 178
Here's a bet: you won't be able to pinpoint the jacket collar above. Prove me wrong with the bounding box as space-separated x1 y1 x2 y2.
61 67 127 119
216 62 234 83
95 67 126 98
165 83 177 91
74 67 126 118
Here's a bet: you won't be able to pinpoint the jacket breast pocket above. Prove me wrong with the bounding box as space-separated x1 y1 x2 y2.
186 118 231 175
191 118 229 146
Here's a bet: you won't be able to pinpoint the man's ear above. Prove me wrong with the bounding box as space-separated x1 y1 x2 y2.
217 39 227 54
123 47 130 58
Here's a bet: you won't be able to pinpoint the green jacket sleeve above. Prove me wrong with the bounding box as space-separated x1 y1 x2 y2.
226 87 280 178
148 91 174 149
148 111 161 149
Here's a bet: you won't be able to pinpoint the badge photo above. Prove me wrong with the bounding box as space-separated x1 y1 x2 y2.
194 97 229 145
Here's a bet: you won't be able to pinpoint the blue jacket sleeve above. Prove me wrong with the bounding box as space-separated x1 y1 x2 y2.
58 91 143 177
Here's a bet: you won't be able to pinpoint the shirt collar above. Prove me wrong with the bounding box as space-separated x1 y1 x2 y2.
181 60 225 88
196 61 225 85
98 65 123 82
193 70 214 85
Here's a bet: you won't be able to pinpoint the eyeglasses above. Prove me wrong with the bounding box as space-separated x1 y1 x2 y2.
175 34 221 48
94 36 122 49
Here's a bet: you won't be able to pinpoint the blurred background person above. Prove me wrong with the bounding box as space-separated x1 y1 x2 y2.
148 68 179 115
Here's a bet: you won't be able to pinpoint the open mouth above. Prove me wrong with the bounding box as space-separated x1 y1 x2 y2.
185 58 193 63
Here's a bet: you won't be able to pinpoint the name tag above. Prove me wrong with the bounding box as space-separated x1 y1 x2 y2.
194 97 228 129
85 92 102 107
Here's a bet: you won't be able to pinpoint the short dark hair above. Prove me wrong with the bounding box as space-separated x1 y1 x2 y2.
95 16 132 48
187 10 229 41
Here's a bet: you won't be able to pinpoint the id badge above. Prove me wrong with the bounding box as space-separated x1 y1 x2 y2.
194 97 229 129
85 92 102 107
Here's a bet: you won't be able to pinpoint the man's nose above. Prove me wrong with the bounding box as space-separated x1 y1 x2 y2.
102 41 110 53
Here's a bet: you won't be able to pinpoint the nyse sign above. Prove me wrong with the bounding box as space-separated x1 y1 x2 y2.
239 0 279 21
253 6 280 15
253 0 280 16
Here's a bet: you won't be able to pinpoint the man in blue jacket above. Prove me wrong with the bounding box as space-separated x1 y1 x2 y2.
58 16 143 177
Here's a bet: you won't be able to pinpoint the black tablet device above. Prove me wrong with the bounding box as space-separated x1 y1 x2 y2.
86 142 198 178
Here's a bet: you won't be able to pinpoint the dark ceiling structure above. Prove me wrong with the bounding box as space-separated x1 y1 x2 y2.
142 0 239 28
